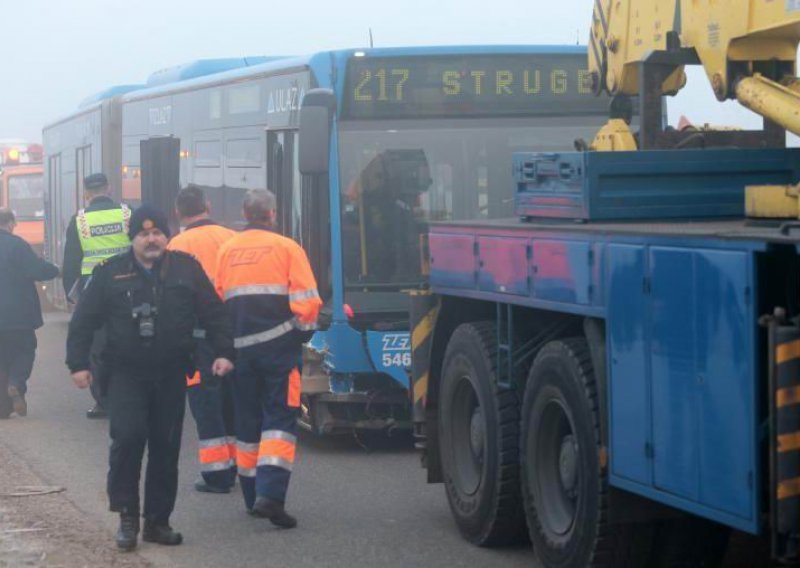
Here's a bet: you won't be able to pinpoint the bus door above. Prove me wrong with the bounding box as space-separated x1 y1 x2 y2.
268 130 300 242
75 145 91 209
140 137 180 234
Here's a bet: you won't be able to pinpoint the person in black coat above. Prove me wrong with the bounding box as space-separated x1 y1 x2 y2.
66 204 234 552
0 208 59 418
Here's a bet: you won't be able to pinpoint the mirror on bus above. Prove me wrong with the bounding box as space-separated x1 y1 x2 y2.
299 88 336 176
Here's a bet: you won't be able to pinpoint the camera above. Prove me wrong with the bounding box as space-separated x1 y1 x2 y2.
132 303 158 340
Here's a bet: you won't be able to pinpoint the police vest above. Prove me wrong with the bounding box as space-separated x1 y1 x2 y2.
76 205 132 275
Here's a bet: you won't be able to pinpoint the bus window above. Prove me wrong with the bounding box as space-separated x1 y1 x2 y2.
339 116 605 289
122 143 142 203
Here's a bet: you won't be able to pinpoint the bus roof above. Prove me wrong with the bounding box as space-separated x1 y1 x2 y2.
144 56 279 87
45 45 591 128
78 85 146 109
119 45 588 103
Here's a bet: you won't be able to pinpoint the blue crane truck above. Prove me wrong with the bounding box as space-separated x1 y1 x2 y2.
409 146 800 567
402 1 800 562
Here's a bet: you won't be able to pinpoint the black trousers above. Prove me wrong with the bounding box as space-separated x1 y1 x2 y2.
0 330 37 397
107 367 186 521
89 328 107 408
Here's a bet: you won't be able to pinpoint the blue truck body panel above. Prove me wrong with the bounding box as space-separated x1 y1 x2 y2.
430 221 769 532
427 149 800 532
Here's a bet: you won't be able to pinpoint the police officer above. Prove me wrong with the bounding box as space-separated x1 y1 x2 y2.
62 173 131 419
66 204 234 551
167 185 237 494
215 189 322 529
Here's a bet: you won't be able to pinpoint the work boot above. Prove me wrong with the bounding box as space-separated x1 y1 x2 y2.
86 403 107 419
7 386 26 417
142 520 183 545
116 513 139 552
251 497 297 529
194 479 231 494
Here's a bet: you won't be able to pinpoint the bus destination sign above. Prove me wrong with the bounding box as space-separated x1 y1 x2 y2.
343 53 610 119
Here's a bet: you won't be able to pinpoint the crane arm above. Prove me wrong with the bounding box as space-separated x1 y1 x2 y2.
589 0 800 135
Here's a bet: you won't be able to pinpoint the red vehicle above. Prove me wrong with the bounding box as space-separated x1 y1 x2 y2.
0 142 45 253
0 142 50 303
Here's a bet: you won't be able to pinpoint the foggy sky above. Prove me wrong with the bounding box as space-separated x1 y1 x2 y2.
1 0 766 142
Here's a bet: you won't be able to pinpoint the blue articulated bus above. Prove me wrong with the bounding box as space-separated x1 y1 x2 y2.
45 46 611 435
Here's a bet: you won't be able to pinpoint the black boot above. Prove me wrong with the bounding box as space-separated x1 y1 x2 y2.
251 497 297 529
116 513 139 551
86 403 107 419
142 519 183 545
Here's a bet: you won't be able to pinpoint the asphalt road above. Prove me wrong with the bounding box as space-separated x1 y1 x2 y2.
0 313 534 568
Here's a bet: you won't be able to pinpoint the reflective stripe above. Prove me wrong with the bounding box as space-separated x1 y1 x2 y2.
293 319 317 332
201 460 235 473
258 430 297 471
82 246 130 259
237 467 256 478
288 368 301 408
234 321 294 349
237 441 259 453
258 440 296 465
257 456 294 471
236 441 259 471
199 436 230 449
199 445 232 465
224 284 289 301
261 430 297 444
289 289 320 302
193 328 207 339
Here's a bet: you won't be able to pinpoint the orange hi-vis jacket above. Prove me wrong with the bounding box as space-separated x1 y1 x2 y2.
215 224 322 364
167 219 236 282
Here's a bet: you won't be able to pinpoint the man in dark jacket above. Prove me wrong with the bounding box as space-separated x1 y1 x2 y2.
0 209 59 418
66 204 234 552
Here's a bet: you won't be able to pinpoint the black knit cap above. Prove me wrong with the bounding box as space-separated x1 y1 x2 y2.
128 204 171 239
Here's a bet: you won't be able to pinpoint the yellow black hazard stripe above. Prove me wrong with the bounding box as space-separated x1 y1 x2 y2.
775 330 800 506
410 292 440 426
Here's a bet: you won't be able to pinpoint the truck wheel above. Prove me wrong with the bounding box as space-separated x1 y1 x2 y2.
438 321 526 546
522 338 653 568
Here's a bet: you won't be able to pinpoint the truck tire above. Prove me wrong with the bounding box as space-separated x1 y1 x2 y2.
438 321 526 546
522 338 654 568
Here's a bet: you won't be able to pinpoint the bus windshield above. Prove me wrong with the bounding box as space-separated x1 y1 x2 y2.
338 116 606 291
8 174 45 219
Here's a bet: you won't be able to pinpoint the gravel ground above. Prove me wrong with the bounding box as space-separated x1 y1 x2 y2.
0 436 150 568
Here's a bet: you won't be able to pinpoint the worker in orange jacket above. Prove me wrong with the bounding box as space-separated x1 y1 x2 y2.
167 186 237 494
215 189 322 529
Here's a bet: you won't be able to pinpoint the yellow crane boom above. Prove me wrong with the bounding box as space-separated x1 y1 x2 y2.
588 1 800 217
589 1 800 135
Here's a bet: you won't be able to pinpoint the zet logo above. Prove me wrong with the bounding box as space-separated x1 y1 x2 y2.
381 333 411 368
